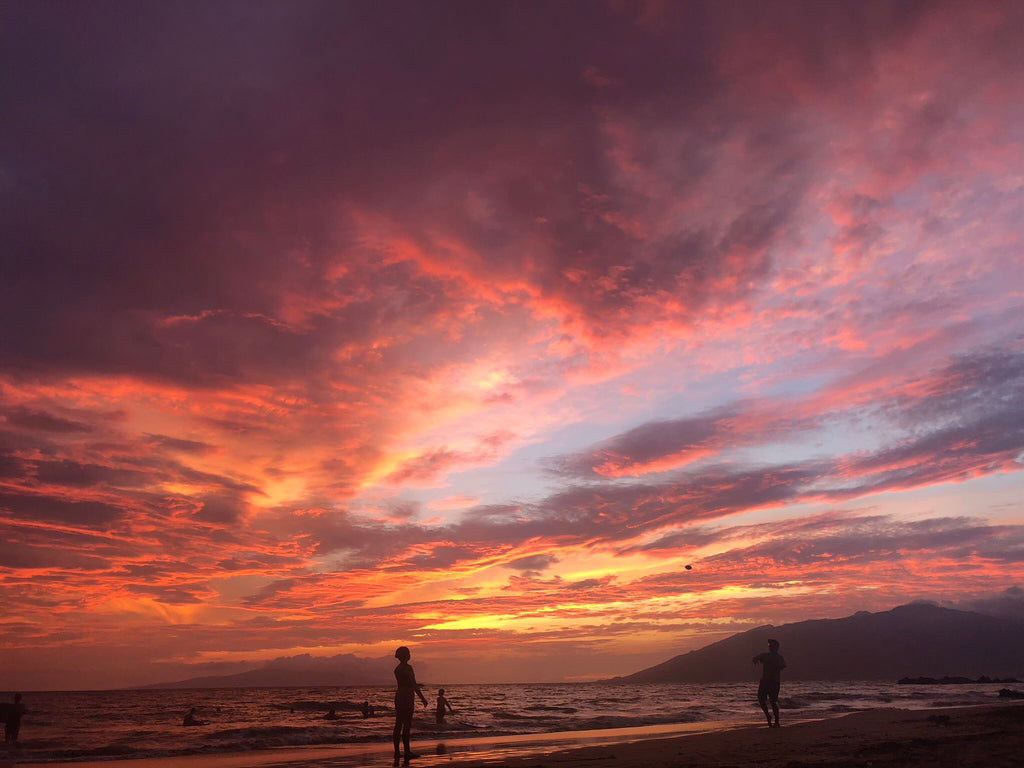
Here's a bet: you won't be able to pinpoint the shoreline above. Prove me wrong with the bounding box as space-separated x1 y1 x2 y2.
4 703 1023 768
0 719 751 768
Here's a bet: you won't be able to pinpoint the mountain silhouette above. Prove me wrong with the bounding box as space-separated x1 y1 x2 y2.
141 653 394 689
609 603 1024 683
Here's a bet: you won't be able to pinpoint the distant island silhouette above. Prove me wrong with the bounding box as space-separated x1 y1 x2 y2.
140 653 393 690
138 603 1024 689
897 676 1020 685
608 603 1024 683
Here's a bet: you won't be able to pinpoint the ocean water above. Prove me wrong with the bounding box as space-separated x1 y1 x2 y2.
1 680 1014 764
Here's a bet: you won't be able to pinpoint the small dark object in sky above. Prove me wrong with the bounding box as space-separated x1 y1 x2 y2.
685 565 692 570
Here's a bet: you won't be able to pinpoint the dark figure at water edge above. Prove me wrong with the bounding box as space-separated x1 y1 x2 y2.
435 688 454 725
324 708 339 720
752 638 786 728
183 707 209 727
4 693 26 743
393 646 428 765
361 700 373 718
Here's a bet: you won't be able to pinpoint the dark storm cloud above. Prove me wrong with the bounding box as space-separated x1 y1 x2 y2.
506 554 560 572
385 448 468 485
123 582 211 605
620 513 1024 607
143 434 217 455
549 403 826 478
262 506 408 569
1 0 954 385
0 534 113 571
834 410 1024 498
33 459 152 488
553 347 1024 481
215 551 306 572
0 490 125 525
886 347 1024 427
193 492 249 524
700 515 1024 567
551 411 731 477
0 453 26 478
243 577 315 609
4 407 94 433
395 543 491 571
0 441 260 517
954 587 1024 620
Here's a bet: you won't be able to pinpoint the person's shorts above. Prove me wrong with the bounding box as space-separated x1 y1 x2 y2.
758 679 781 704
394 691 415 721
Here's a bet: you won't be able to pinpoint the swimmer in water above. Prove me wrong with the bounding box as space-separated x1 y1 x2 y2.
182 708 209 726
435 688 454 725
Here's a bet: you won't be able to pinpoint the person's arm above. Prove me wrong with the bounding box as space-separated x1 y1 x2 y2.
410 669 428 706
405 663 425 708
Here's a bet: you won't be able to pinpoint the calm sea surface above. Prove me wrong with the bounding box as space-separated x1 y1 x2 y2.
1 681 1013 763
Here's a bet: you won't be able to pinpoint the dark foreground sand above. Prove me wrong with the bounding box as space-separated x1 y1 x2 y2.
7 703 1023 768
468 704 1024 768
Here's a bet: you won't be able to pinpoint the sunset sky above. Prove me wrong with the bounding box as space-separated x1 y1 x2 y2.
2 0 1023 691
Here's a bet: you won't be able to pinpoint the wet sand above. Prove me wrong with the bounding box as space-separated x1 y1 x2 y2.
466 703 1024 768
5 703 1022 768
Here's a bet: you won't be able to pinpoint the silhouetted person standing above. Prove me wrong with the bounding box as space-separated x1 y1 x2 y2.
393 646 427 765
4 693 26 743
753 638 786 727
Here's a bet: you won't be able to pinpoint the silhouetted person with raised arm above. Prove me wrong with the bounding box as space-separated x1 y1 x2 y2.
752 638 786 728
4 693 26 743
393 646 427 765
435 688 454 725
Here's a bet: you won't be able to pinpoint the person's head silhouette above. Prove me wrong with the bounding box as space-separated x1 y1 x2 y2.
395 646 411 662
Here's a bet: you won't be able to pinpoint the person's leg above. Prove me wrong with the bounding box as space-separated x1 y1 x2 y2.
757 683 772 725
393 716 403 759
401 719 412 762
769 682 781 727
758 695 772 724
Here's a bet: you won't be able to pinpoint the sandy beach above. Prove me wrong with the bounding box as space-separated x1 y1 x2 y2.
467 703 1024 768
7 703 1022 768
